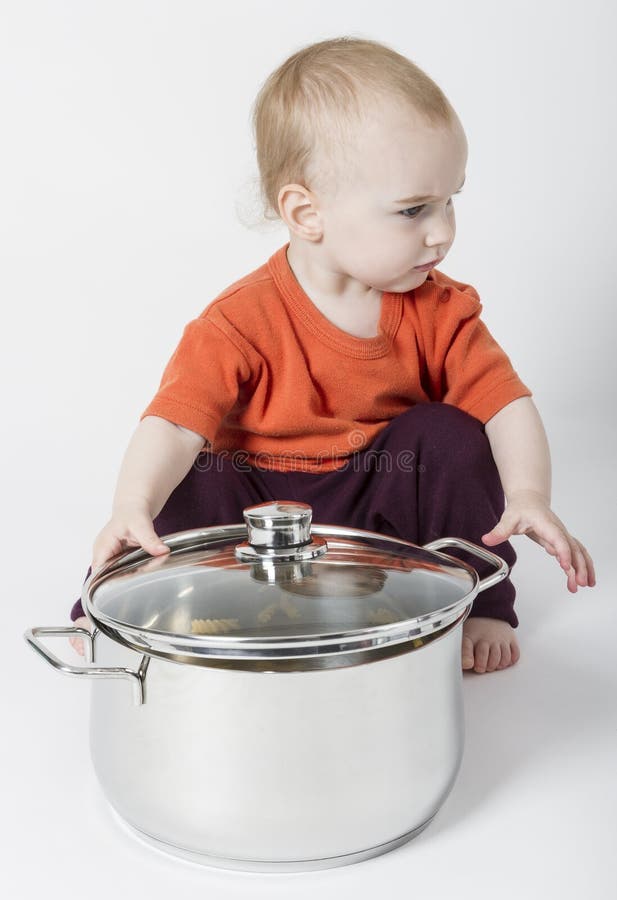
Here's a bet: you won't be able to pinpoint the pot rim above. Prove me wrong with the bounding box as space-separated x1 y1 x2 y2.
82 523 481 661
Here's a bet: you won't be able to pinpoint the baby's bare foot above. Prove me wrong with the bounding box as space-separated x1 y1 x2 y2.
70 616 91 657
462 616 520 674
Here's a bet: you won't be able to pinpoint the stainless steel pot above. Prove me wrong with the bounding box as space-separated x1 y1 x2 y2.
25 501 508 872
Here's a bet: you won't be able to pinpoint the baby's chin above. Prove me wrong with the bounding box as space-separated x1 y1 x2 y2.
387 268 431 293
369 265 433 295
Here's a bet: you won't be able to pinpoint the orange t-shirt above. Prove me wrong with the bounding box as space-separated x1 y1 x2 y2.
140 242 532 473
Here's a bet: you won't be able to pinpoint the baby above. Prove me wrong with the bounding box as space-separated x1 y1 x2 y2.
70 36 596 673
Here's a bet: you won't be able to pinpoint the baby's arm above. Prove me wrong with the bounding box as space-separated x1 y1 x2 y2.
70 415 206 654
91 415 207 569
482 397 596 591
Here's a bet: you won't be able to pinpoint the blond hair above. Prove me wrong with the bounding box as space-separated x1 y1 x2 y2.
249 36 457 225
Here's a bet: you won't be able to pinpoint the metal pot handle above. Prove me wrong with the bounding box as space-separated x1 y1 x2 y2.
24 626 145 705
421 537 509 593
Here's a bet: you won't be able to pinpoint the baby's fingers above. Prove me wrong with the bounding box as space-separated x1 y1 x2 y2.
537 536 576 587
536 536 558 557
543 530 590 593
533 522 578 584
92 517 169 570
570 538 596 588
557 536 593 592
533 527 596 590
530 520 571 568
542 523 575 573
131 519 170 560
579 541 597 586
92 535 126 570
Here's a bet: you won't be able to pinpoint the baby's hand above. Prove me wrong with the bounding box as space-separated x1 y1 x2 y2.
481 489 596 593
70 616 91 657
91 501 170 571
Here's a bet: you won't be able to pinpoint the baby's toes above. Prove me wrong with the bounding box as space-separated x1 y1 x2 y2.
69 617 91 657
462 636 475 669
69 636 85 656
497 640 512 669
473 640 491 673
510 640 521 666
485 642 502 672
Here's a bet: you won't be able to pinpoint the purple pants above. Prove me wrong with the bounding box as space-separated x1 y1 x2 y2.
71 402 518 626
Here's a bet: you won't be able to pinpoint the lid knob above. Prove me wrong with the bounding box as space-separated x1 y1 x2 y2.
244 501 312 548
235 500 328 562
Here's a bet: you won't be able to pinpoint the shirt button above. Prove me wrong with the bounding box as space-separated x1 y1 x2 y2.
439 288 450 303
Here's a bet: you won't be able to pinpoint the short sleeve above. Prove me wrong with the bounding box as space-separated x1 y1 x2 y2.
427 283 532 424
139 316 253 442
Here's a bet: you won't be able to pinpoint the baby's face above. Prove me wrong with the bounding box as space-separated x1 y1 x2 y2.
312 101 468 293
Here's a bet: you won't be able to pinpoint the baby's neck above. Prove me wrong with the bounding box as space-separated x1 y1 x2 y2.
286 240 380 308
286 241 382 338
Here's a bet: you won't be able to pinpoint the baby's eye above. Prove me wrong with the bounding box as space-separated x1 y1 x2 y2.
399 205 425 219
399 193 461 220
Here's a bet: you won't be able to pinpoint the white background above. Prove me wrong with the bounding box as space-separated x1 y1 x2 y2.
2 1 616 897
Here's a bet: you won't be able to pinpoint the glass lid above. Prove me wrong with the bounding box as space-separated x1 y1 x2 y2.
84 501 479 662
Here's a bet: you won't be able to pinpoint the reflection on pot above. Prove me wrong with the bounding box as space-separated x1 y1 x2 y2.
191 561 393 635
